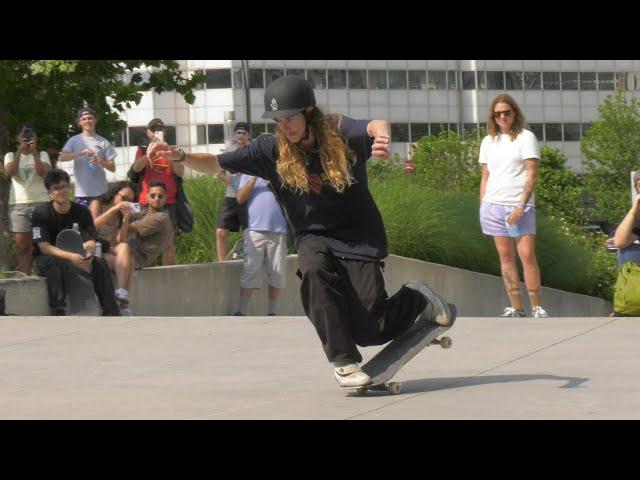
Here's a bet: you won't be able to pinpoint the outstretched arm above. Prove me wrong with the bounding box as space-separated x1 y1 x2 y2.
367 120 391 160
147 142 222 174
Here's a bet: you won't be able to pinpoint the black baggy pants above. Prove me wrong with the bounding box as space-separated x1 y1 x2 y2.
297 236 427 364
34 255 120 316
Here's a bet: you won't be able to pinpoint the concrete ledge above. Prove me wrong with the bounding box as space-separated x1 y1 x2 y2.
1 254 612 316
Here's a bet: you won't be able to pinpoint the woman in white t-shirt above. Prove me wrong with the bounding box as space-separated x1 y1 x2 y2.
3 124 52 275
479 94 549 318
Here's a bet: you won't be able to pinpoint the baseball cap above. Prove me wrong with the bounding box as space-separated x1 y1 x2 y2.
234 122 251 133
147 118 166 131
76 106 95 120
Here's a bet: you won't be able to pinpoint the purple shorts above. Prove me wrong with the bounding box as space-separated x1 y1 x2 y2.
480 201 536 236
74 196 99 208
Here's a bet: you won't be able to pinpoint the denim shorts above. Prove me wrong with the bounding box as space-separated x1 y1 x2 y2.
9 202 48 233
479 201 536 236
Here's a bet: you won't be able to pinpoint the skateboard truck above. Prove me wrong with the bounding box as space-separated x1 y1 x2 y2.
430 336 452 349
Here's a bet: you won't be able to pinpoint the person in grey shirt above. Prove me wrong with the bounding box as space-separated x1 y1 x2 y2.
59 106 117 219
215 122 250 261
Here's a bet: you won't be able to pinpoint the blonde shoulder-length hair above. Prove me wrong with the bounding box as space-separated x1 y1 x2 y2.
276 107 355 194
487 93 526 141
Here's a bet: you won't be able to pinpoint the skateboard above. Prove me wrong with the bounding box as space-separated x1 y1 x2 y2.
55 229 100 315
342 303 457 395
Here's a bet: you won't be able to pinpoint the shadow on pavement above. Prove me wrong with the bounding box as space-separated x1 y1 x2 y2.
398 374 590 394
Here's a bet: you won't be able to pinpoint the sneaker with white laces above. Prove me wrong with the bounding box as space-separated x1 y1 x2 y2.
405 281 453 326
333 363 372 387
500 307 526 318
115 288 129 302
532 306 549 318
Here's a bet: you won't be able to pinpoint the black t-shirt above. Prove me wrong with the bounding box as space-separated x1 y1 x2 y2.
218 116 387 261
31 201 98 256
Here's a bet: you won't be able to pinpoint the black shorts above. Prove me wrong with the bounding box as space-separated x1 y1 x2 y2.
217 197 247 232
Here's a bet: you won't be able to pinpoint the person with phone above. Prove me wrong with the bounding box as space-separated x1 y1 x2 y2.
3 123 52 275
30 169 120 316
128 118 183 265
58 107 118 219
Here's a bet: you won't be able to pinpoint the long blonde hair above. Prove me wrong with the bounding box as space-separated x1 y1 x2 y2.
276 108 354 194
487 93 526 141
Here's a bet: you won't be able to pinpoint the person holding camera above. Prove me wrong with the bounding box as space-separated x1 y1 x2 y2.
128 118 183 266
31 169 120 316
3 124 52 275
94 181 138 315
58 107 117 219
215 122 251 261
119 180 173 272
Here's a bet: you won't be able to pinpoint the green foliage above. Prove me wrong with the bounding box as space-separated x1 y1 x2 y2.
581 90 640 223
0 60 205 153
411 128 482 193
536 146 586 225
367 153 404 180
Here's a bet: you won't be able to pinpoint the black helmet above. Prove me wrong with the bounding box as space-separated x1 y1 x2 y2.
262 75 316 119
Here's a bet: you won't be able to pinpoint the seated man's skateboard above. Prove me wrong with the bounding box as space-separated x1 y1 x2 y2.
343 303 457 395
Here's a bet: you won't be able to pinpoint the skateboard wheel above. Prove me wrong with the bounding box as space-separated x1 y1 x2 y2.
440 336 452 349
355 386 367 394
387 382 401 395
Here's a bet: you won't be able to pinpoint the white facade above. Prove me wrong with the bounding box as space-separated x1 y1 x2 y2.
83 59 640 183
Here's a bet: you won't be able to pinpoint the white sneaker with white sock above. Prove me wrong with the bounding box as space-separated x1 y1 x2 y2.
333 363 372 387
115 288 129 302
532 306 549 318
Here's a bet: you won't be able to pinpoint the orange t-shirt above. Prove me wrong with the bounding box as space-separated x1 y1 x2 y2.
135 147 177 205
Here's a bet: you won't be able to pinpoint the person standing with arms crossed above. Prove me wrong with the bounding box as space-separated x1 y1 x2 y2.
479 93 549 318
216 122 250 261
147 75 454 388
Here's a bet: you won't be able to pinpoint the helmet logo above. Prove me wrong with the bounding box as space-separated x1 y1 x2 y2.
270 98 278 111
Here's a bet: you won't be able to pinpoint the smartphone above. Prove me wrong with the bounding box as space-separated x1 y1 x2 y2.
22 129 34 142
130 203 141 213
154 131 164 143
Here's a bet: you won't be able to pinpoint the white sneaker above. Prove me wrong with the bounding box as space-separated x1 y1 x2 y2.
500 307 526 318
405 281 453 326
532 306 549 318
119 308 132 316
115 288 129 302
333 363 372 387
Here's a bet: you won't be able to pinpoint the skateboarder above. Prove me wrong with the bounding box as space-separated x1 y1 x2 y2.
147 75 454 388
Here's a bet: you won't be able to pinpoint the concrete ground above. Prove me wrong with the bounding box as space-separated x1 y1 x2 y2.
0 315 636 419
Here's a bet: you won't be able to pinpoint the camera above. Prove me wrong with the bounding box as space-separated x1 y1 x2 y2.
153 130 164 143
130 203 141 213
22 128 34 142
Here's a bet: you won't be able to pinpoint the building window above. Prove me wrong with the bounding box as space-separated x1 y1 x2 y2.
307 69 327 89
128 126 147 147
408 70 427 89
233 68 244 88
598 72 614 90
462 71 476 90
113 128 126 147
207 124 224 144
391 123 409 142
264 69 284 87
563 123 581 141
545 123 562 141
505 71 523 90
486 71 505 90
389 70 407 89
543 72 560 90
428 71 447 90
285 68 305 78
196 125 206 145
205 69 232 89
447 70 458 89
368 70 387 89
328 70 347 89
463 123 479 135
348 70 367 89
250 123 266 139
249 69 264 88
430 123 446 136
528 123 544 141
579 72 597 90
524 72 541 90
194 69 206 90
476 71 487 90
410 123 429 141
561 72 578 90
166 126 177 146
582 123 592 136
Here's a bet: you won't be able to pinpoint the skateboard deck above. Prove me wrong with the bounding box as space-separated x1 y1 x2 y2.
342 303 457 395
225 237 245 260
55 230 99 315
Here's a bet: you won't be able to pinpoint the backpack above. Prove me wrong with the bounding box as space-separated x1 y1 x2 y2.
614 261 640 315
